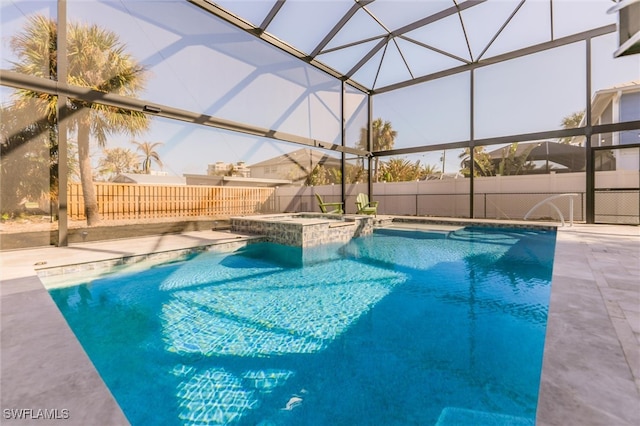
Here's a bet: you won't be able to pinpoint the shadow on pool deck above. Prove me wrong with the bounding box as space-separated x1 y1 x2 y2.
0 223 638 425
0 219 228 250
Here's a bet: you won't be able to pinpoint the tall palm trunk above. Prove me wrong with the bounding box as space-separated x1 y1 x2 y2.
76 107 100 225
9 15 149 227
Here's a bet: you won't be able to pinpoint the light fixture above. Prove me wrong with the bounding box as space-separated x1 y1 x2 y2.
143 105 162 114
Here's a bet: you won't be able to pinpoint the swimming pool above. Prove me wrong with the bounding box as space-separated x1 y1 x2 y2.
46 226 556 425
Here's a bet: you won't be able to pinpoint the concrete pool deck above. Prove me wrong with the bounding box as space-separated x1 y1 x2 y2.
1 222 638 425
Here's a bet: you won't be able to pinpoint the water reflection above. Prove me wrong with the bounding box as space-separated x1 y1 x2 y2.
48 227 554 425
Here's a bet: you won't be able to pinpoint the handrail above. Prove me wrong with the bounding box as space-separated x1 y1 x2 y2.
524 193 579 226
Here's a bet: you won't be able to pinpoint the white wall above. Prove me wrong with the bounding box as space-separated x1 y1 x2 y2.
274 171 638 223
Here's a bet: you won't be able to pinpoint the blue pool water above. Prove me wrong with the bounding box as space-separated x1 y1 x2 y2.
48 227 556 425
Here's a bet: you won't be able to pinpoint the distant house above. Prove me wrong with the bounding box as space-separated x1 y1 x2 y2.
207 161 251 177
207 162 229 175
111 173 186 185
249 148 342 184
572 80 640 171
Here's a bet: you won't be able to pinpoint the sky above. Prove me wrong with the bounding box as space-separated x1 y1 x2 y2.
1 0 639 176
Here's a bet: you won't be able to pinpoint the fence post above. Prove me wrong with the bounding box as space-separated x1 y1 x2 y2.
484 193 487 219
569 196 574 227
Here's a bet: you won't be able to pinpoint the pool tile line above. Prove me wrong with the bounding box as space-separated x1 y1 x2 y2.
36 237 263 289
389 216 558 231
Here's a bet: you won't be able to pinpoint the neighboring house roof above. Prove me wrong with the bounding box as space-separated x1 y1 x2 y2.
568 80 640 146
183 174 291 187
111 173 186 185
222 176 292 187
423 172 464 180
486 141 586 172
249 148 341 169
587 80 640 125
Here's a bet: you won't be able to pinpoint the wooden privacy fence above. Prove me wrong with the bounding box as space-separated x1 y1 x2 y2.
67 182 276 221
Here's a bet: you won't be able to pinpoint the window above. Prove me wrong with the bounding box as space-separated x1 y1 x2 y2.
620 92 640 145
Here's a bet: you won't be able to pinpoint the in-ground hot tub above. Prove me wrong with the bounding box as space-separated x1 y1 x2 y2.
231 213 388 247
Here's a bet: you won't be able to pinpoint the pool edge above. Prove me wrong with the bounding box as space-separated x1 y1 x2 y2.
1 224 638 425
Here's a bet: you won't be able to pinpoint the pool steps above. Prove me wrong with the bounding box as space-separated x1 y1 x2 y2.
436 407 534 425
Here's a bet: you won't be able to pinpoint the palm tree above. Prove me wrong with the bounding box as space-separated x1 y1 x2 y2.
358 118 397 181
330 162 365 184
132 141 163 174
497 143 535 176
306 164 330 186
9 15 149 225
561 111 584 130
379 158 421 182
458 147 494 177
97 147 140 181
418 163 439 180
560 111 585 144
